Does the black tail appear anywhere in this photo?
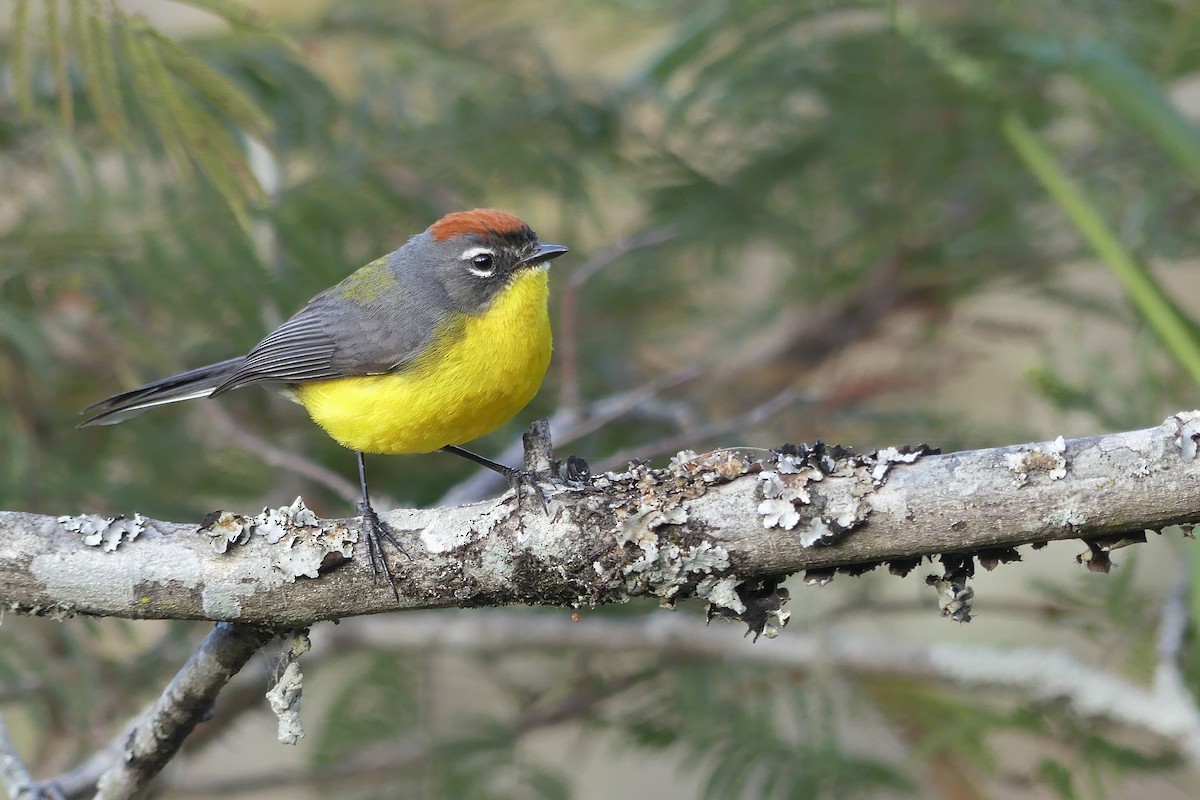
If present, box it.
[79,357,246,427]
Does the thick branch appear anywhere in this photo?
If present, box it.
[3,413,1199,629]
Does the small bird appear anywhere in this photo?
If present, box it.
[81,209,568,587]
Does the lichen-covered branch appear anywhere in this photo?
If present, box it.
[3,413,1200,633]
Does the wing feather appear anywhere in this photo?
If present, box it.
[212,272,441,394]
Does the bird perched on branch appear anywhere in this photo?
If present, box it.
[81,209,569,589]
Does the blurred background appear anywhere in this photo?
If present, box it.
[3,1,1200,798]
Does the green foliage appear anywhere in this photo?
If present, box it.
[426,721,573,800]
[1038,757,1079,800]
[313,653,421,772]
[618,663,913,799]
[5,0,282,229]
[899,7,1200,392]
[1003,109,1200,389]
[873,678,1181,798]
[1012,37,1200,184]
[1031,553,1161,680]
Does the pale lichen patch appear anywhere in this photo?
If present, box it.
[760,603,790,639]
[758,496,801,530]
[619,502,732,609]
[668,448,753,483]
[199,497,356,582]
[203,511,250,553]
[800,517,835,547]
[756,443,924,547]
[1175,412,1200,461]
[1005,435,1068,487]
[267,631,310,745]
[929,575,974,622]
[697,575,745,614]
[58,513,148,552]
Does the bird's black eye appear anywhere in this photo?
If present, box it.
[463,248,496,277]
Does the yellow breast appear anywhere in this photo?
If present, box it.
[293,270,551,454]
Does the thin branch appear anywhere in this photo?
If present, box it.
[54,640,308,796]
[557,227,679,415]
[595,380,807,471]
[556,367,703,446]
[0,712,39,800]
[47,738,127,800]
[200,404,369,507]
[163,665,651,796]
[335,610,1200,769]
[46,623,278,800]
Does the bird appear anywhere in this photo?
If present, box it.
[81,209,569,590]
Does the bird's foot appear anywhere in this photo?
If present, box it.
[358,501,408,600]
[507,454,592,518]
[507,468,551,516]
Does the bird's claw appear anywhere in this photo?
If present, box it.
[358,501,407,600]
[507,468,551,516]
[507,454,592,517]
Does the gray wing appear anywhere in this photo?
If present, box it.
[212,283,446,395]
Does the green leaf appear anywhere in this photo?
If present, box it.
[1002,110,1200,389]
[11,0,34,118]
[894,7,996,95]
[116,12,194,179]
[147,29,275,138]
[45,0,73,126]
[179,0,294,48]
[119,15,261,231]
[1010,37,1200,184]
[634,5,723,86]
[73,0,127,140]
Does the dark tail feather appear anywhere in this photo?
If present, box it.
[79,357,246,427]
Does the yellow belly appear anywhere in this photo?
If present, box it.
[293,270,551,454]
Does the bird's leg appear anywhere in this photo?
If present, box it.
[356,451,406,599]
[440,444,549,513]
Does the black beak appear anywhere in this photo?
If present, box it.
[519,243,569,267]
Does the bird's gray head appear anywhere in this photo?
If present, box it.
[398,209,568,314]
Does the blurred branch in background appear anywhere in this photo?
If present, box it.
[4,0,1200,798]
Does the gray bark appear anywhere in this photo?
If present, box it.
[3,413,1199,634]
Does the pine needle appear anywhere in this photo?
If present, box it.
[45,0,73,127]
[11,0,34,118]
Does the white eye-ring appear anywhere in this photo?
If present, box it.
[461,246,496,277]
